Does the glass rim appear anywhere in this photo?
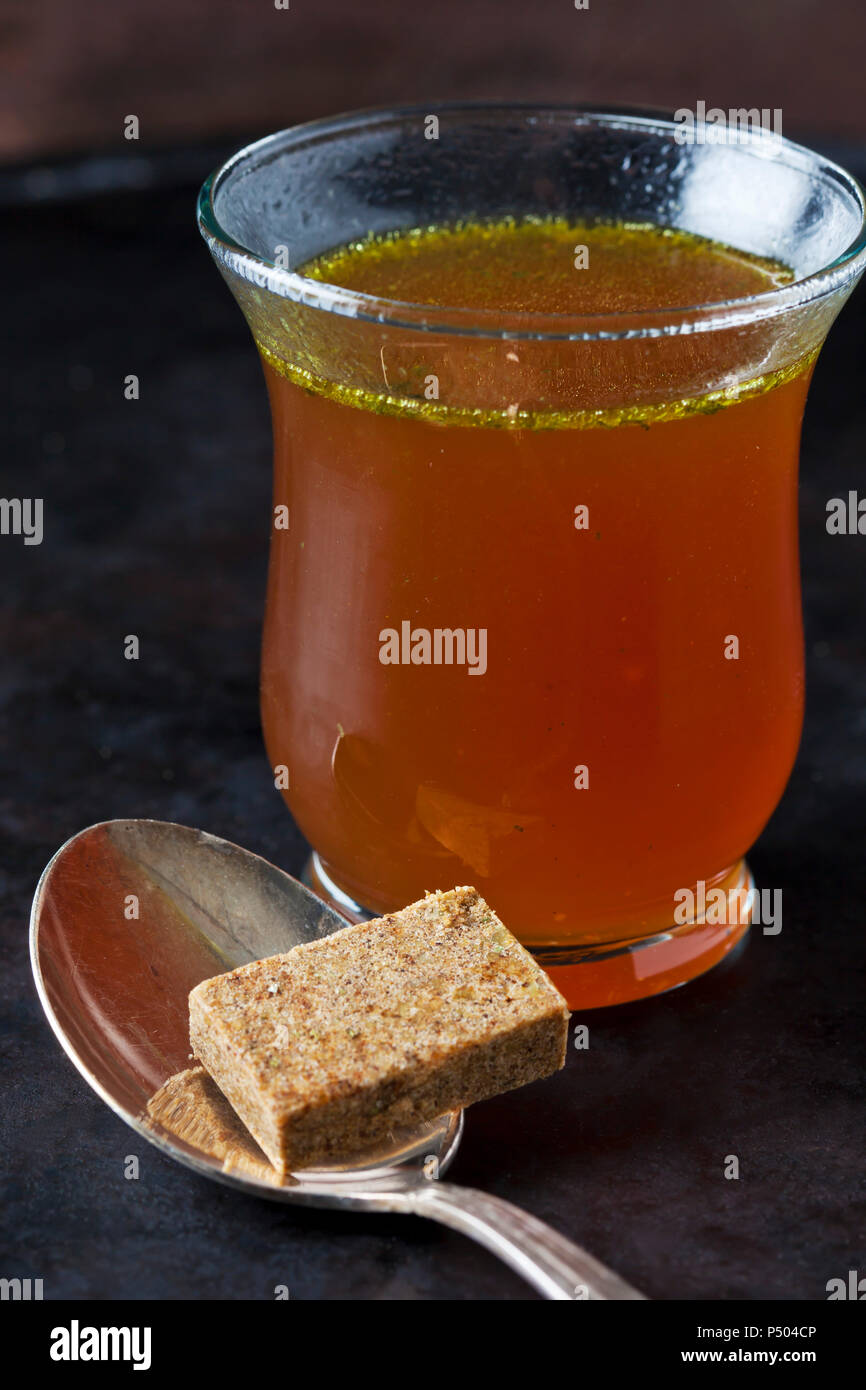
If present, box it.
[197,101,866,343]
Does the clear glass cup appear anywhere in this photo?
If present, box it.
[198,104,866,1007]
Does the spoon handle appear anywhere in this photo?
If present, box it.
[409,1182,646,1300]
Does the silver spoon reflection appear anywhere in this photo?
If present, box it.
[30,818,645,1301]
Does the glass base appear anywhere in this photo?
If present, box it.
[302,852,753,1010]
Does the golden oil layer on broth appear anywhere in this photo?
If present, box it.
[257,218,802,430]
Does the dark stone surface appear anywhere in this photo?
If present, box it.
[1,145,864,1301]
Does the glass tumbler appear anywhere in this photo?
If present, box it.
[198,105,866,1007]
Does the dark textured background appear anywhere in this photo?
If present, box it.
[1,139,864,1300]
[4,0,866,163]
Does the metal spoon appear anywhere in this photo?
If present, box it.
[30,818,645,1301]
